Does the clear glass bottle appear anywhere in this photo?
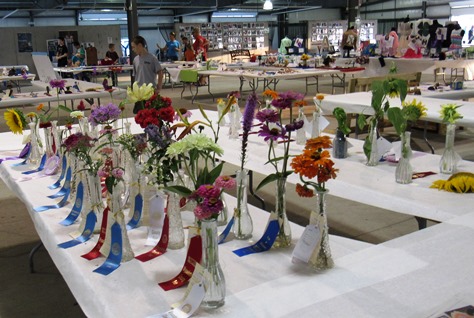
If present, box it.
[273,176,291,248]
[366,119,379,166]
[395,131,413,184]
[296,106,307,145]
[439,124,461,174]
[332,128,347,159]
[232,169,253,240]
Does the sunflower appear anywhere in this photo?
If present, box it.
[430,172,474,193]
[4,109,26,134]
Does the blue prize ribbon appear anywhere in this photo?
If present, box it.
[48,155,67,189]
[57,211,97,249]
[218,216,234,244]
[232,219,279,257]
[22,153,47,175]
[48,167,72,198]
[59,181,84,226]
[93,222,123,276]
[126,193,143,230]
[33,187,70,212]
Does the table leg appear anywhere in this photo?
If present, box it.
[29,241,44,273]
[415,216,427,230]
[423,121,435,154]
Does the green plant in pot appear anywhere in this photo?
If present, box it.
[332,107,351,158]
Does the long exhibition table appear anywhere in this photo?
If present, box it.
[0,79,126,109]
[0,130,371,318]
[2,122,474,317]
[321,92,474,128]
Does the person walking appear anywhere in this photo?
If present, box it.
[160,32,180,61]
[131,35,163,114]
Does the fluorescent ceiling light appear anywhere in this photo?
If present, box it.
[263,0,273,10]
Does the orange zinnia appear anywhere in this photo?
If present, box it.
[36,103,44,111]
[315,93,325,101]
[296,183,314,198]
[305,136,332,151]
[291,153,318,179]
[294,100,308,107]
[262,89,278,100]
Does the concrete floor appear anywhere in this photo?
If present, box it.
[0,69,473,317]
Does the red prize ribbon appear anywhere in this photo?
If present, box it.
[81,207,109,260]
[158,235,202,291]
[135,214,170,262]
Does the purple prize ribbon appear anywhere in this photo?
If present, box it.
[93,222,123,276]
[9,143,31,166]
[48,155,67,189]
[218,216,234,244]
[57,211,97,249]
[233,218,279,257]
[22,154,47,175]
[60,181,84,226]
[126,193,143,230]
[43,156,60,175]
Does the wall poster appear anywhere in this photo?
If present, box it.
[17,33,33,52]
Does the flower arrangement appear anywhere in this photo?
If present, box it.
[4,108,27,134]
[98,147,125,194]
[192,177,236,220]
[88,103,122,128]
[291,136,338,195]
[117,133,147,162]
[134,93,175,129]
[62,132,102,175]
[440,103,463,124]
[126,82,154,104]
[431,172,474,193]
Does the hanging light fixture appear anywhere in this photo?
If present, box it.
[263,0,273,10]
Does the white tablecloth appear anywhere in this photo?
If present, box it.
[365,57,436,77]
[322,92,474,127]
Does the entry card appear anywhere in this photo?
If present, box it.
[376,136,392,159]
[291,224,322,264]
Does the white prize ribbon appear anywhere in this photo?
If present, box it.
[146,191,166,246]
[291,224,322,264]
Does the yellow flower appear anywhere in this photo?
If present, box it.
[439,103,463,124]
[26,112,37,119]
[4,109,25,134]
[126,82,154,103]
[217,98,224,105]
[430,172,474,193]
[315,93,325,101]
[401,98,427,121]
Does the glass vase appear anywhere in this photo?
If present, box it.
[43,127,55,159]
[228,103,240,139]
[51,120,60,156]
[273,176,291,248]
[310,111,321,139]
[366,119,379,166]
[166,191,185,250]
[217,194,228,226]
[217,102,227,127]
[439,124,461,174]
[332,128,347,159]
[200,218,226,309]
[296,106,307,145]
[78,117,89,134]
[232,169,253,240]
[308,190,334,270]
[27,122,43,166]
[395,131,413,184]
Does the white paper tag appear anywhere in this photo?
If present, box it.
[391,140,402,161]
[303,115,329,136]
[291,224,321,264]
[146,192,166,246]
[376,136,392,159]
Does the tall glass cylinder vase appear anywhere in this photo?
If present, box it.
[395,131,413,184]
[366,119,379,166]
[332,128,348,159]
[308,190,334,270]
[296,106,307,145]
[217,194,228,226]
[228,104,240,139]
[43,127,55,159]
[310,111,321,138]
[232,169,253,240]
[51,120,60,156]
[273,176,291,248]
[111,183,134,262]
[201,218,226,309]
[27,122,43,166]
[217,101,227,127]
[166,191,185,250]
[78,117,89,134]
[439,124,461,174]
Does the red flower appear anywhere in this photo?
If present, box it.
[157,106,175,123]
[135,108,160,128]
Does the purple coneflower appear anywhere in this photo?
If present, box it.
[285,119,304,132]
[255,108,279,123]
[258,123,286,142]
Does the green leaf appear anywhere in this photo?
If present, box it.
[58,105,72,113]
[333,107,351,135]
[387,107,404,136]
[208,162,224,184]
[196,166,209,187]
[363,136,371,160]
[357,113,367,130]
[265,156,286,165]
[165,185,193,197]
[397,79,408,102]
[105,176,114,194]
[198,104,210,122]
[371,80,385,112]
[383,100,390,113]
[256,173,279,192]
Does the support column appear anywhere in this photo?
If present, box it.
[347,0,359,27]
[126,0,139,84]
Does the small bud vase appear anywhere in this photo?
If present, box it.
[308,190,334,270]
[439,124,461,174]
[366,119,379,166]
[273,176,291,248]
[395,131,413,184]
[332,128,348,159]
[232,169,253,240]
[201,218,226,309]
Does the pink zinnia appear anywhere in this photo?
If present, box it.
[112,168,124,179]
[215,175,236,190]
[195,184,221,199]
[194,205,213,220]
